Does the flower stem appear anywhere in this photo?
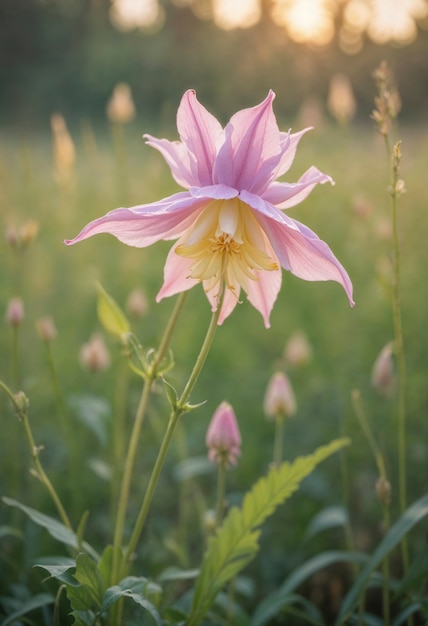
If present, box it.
[121,299,222,572]
[110,292,188,589]
[215,461,227,527]
[273,416,285,466]
[0,381,72,531]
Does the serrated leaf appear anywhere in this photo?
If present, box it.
[74,553,105,607]
[334,492,428,625]
[0,593,54,626]
[97,282,130,341]
[1,497,99,560]
[188,438,350,626]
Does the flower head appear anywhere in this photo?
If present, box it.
[206,401,241,466]
[5,297,24,327]
[264,371,297,419]
[66,90,354,326]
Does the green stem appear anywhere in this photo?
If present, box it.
[0,381,72,530]
[110,292,188,586]
[383,136,409,576]
[121,299,222,572]
[273,415,285,466]
[215,461,227,528]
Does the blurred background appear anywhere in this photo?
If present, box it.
[1,0,428,130]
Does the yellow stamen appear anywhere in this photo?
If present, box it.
[176,198,278,299]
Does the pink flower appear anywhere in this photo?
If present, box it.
[264,371,297,419]
[66,90,354,327]
[206,402,241,466]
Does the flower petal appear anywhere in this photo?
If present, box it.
[246,266,282,328]
[156,242,199,301]
[177,89,224,186]
[257,212,355,306]
[144,135,195,189]
[262,166,334,210]
[275,127,313,178]
[65,192,207,248]
[213,90,281,194]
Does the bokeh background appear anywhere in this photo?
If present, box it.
[1,1,428,620]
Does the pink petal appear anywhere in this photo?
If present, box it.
[156,242,199,301]
[262,166,334,210]
[176,90,224,186]
[213,90,282,194]
[144,135,195,189]
[207,286,241,325]
[275,127,312,178]
[246,266,282,328]
[65,193,207,248]
[257,213,355,306]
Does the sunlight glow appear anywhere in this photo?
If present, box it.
[109,0,164,31]
[271,0,336,46]
[213,0,261,29]
[367,0,427,44]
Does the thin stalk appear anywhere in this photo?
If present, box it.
[352,390,390,626]
[122,298,222,571]
[273,416,285,466]
[110,292,187,601]
[0,381,72,531]
[215,461,227,527]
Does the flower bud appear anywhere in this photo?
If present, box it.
[376,477,392,507]
[264,372,296,420]
[283,331,312,366]
[126,287,148,318]
[79,333,111,373]
[371,342,396,397]
[36,316,57,342]
[19,220,39,248]
[206,402,241,467]
[106,83,136,124]
[5,297,24,327]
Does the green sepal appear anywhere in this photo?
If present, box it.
[96,282,130,343]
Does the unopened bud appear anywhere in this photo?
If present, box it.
[13,391,30,417]
[264,372,297,419]
[19,220,39,248]
[36,317,57,342]
[371,342,396,397]
[283,331,312,366]
[106,83,136,124]
[126,287,148,317]
[79,333,111,373]
[5,225,19,248]
[376,477,391,507]
[5,297,24,327]
[206,402,241,467]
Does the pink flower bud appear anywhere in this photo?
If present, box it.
[264,371,296,419]
[283,331,312,366]
[206,402,241,467]
[5,297,24,327]
[126,287,148,317]
[371,342,396,397]
[36,316,57,342]
[79,333,111,373]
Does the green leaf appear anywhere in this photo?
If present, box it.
[2,497,99,560]
[100,576,162,625]
[189,438,350,626]
[34,559,78,586]
[67,583,94,611]
[0,525,23,540]
[0,593,54,626]
[304,505,349,542]
[162,377,178,409]
[97,282,130,341]
[334,492,428,625]
[252,551,367,626]
[69,609,96,626]
[98,545,114,587]
[74,553,105,608]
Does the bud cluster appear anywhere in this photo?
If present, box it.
[371,61,401,137]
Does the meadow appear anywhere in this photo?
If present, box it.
[1,97,428,624]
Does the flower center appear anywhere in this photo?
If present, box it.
[175,198,278,298]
